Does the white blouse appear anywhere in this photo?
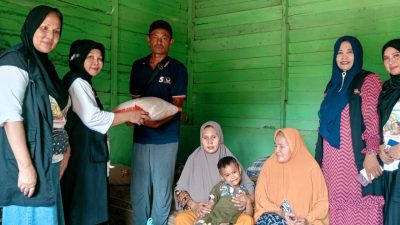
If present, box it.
[68,77,114,134]
[0,65,29,126]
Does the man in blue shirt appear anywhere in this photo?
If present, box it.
[129,20,188,225]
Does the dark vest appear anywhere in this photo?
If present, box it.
[0,45,55,206]
[316,70,383,196]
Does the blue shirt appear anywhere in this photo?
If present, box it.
[129,55,188,144]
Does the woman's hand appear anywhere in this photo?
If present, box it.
[18,164,37,198]
[379,144,394,164]
[284,212,297,225]
[113,110,150,127]
[59,145,71,179]
[294,217,308,225]
[363,153,382,182]
[387,144,400,160]
[130,110,150,125]
[189,200,211,218]
[284,213,307,225]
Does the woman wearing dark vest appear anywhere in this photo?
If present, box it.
[0,5,69,225]
[316,36,384,224]
[378,39,400,225]
[61,39,149,225]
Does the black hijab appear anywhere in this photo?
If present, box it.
[378,39,400,134]
[64,39,105,109]
[21,5,69,109]
[67,39,105,85]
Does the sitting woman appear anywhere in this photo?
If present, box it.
[254,128,329,225]
[174,121,255,225]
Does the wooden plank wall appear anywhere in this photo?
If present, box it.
[110,0,188,165]
[0,0,188,166]
[180,0,285,167]
[2,0,400,167]
[183,0,400,167]
[287,0,400,151]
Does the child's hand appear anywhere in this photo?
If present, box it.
[232,193,249,211]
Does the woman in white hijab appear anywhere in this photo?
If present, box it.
[174,121,255,225]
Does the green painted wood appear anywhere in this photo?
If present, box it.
[194,92,281,104]
[195,68,281,83]
[193,80,281,93]
[286,0,400,156]
[112,0,189,164]
[195,6,282,28]
[194,31,281,52]
[194,56,281,72]
[3,0,400,168]
[288,91,323,105]
[0,0,188,166]
[177,0,284,167]
[194,45,281,63]
[222,126,277,167]
[195,0,281,18]
[110,0,119,110]
[280,0,289,127]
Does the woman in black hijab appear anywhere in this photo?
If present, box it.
[61,39,149,225]
[0,5,69,225]
[378,39,400,225]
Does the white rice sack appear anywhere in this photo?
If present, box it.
[114,97,180,121]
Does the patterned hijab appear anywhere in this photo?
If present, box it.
[21,5,68,109]
[175,121,254,205]
[319,36,364,148]
[378,39,400,134]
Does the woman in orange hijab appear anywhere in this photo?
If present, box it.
[254,128,329,225]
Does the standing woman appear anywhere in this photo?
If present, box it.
[378,39,400,225]
[61,39,149,225]
[0,5,69,225]
[316,36,384,224]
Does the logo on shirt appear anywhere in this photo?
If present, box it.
[158,76,171,85]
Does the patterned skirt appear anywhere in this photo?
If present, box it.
[256,213,286,225]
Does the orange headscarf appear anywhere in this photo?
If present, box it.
[254,128,329,225]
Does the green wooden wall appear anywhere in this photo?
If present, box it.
[180,0,285,167]
[0,0,189,166]
[1,0,400,168]
[107,0,189,165]
[181,0,400,168]
[286,0,400,153]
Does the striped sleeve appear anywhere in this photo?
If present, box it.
[361,74,382,154]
